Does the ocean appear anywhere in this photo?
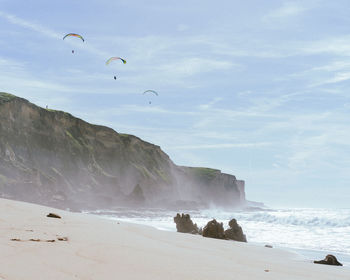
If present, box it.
[86,207,350,266]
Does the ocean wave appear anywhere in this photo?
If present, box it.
[200,209,350,228]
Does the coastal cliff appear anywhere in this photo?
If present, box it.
[0,92,246,210]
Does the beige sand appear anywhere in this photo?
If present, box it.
[0,198,349,280]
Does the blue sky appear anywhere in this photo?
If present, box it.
[1,0,349,208]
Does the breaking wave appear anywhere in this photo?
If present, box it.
[90,207,350,258]
[202,209,350,228]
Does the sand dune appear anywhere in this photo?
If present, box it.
[0,198,349,280]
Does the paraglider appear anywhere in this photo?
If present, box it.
[63,33,85,42]
[106,57,126,79]
[63,33,84,54]
[105,57,126,65]
[143,90,158,104]
[143,90,158,96]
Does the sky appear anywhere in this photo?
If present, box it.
[0,0,349,208]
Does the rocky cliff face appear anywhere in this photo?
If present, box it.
[0,92,246,210]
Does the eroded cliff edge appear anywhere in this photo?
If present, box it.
[0,92,246,210]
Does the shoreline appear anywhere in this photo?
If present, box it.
[104,215,350,267]
[1,198,349,279]
[243,241,350,267]
[287,247,350,267]
[93,210,350,267]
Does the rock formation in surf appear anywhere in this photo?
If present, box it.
[202,219,225,239]
[224,218,247,242]
[173,213,199,234]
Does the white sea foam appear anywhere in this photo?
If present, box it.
[89,207,350,264]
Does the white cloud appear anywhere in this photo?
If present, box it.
[310,61,350,72]
[167,142,271,150]
[0,10,60,39]
[309,72,350,87]
[157,57,234,77]
[324,72,350,84]
[198,97,223,110]
[0,56,74,94]
[263,2,308,22]
[0,57,26,71]
[237,90,252,96]
[109,104,196,115]
[298,36,350,56]
[0,10,108,57]
[177,24,189,32]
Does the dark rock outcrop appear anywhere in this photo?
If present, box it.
[0,92,247,210]
[202,219,225,239]
[126,184,146,205]
[46,213,61,219]
[314,255,343,266]
[173,213,199,234]
[224,218,247,242]
[174,214,247,242]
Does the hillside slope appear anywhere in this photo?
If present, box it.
[0,92,246,210]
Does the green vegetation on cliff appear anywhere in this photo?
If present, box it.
[0,92,245,210]
[0,92,17,104]
[188,167,220,181]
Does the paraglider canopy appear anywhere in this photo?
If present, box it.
[143,90,158,105]
[106,57,127,65]
[143,90,158,96]
[63,33,84,54]
[63,33,85,42]
[106,57,126,79]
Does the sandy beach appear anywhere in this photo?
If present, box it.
[0,198,349,280]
